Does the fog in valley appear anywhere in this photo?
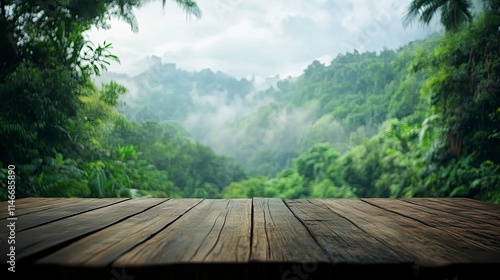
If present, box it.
[90,0,441,175]
[3,0,498,201]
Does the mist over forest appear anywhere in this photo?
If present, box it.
[1,0,499,202]
[96,58,305,174]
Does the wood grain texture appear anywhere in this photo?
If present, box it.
[364,198,500,259]
[0,197,75,219]
[0,198,165,263]
[404,197,500,222]
[113,199,252,266]
[1,196,499,280]
[430,197,500,210]
[316,199,478,267]
[14,198,129,231]
[37,199,202,266]
[285,199,411,264]
[250,198,330,263]
[2,197,63,207]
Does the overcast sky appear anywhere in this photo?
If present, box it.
[86,0,442,80]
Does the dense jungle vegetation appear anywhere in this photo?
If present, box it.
[1,0,499,203]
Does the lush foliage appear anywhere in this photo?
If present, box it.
[0,0,242,200]
[222,1,500,202]
[1,0,499,203]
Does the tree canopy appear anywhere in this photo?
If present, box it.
[1,0,498,203]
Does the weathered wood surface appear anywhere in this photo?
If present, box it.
[250,198,330,263]
[37,199,202,266]
[1,197,499,280]
[285,199,412,264]
[113,199,252,265]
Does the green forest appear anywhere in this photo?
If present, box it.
[1,0,499,203]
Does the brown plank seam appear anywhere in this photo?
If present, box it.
[18,198,131,232]
[318,200,413,263]
[16,199,168,264]
[263,200,272,260]
[370,199,500,255]
[110,199,205,264]
[402,199,500,227]
[249,197,254,261]
[198,207,229,261]
[283,199,335,262]
[361,199,435,228]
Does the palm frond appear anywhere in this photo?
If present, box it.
[403,0,436,28]
[440,0,473,30]
[140,0,202,18]
[403,0,472,31]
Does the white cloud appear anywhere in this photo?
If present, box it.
[85,0,441,79]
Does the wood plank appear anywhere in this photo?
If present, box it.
[0,198,75,219]
[14,198,129,231]
[408,197,500,220]
[285,199,412,264]
[2,196,499,280]
[0,198,166,263]
[37,199,201,267]
[1,197,62,207]
[402,198,500,227]
[316,199,482,267]
[112,199,252,265]
[363,198,500,256]
[250,198,330,263]
[438,197,500,210]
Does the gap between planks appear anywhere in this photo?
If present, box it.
[3,197,500,270]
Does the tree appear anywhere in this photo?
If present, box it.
[403,0,473,31]
[99,81,128,107]
[409,1,500,202]
[416,8,500,161]
[294,143,354,198]
[0,0,202,198]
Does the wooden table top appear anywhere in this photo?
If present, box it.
[1,197,499,279]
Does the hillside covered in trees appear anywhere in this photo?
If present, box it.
[1,0,499,203]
